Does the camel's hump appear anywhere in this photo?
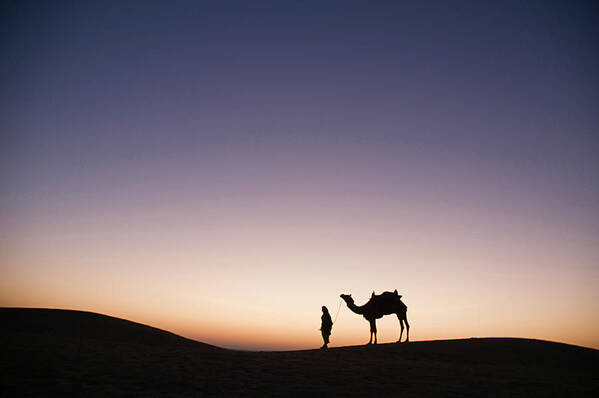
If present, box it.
[377,291,403,300]
[369,291,406,307]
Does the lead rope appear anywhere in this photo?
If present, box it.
[332,297,343,325]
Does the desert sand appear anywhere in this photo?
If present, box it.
[1,308,597,397]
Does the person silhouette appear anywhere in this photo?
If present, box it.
[320,306,333,349]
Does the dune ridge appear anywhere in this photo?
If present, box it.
[2,308,597,396]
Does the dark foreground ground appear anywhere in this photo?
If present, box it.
[1,308,598,397]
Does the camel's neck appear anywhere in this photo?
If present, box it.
[345,300,366,315]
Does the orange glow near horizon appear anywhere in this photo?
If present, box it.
[2,192,598,351]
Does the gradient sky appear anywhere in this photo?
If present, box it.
[1,1,598,350]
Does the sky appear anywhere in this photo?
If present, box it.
[1,0,598,350]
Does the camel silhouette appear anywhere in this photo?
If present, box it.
[340,290,409,345]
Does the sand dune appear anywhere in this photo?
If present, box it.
[2,308,597,396]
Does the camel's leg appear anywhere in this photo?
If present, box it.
[404,313,410,343]
[397,314,404,343]
[372,319,378,344]
[368,319,377,345]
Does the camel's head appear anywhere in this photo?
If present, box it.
[340,294,354,305]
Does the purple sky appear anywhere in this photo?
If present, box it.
[1,1,598,349]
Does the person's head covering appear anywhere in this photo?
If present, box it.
[322,306,328,313]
